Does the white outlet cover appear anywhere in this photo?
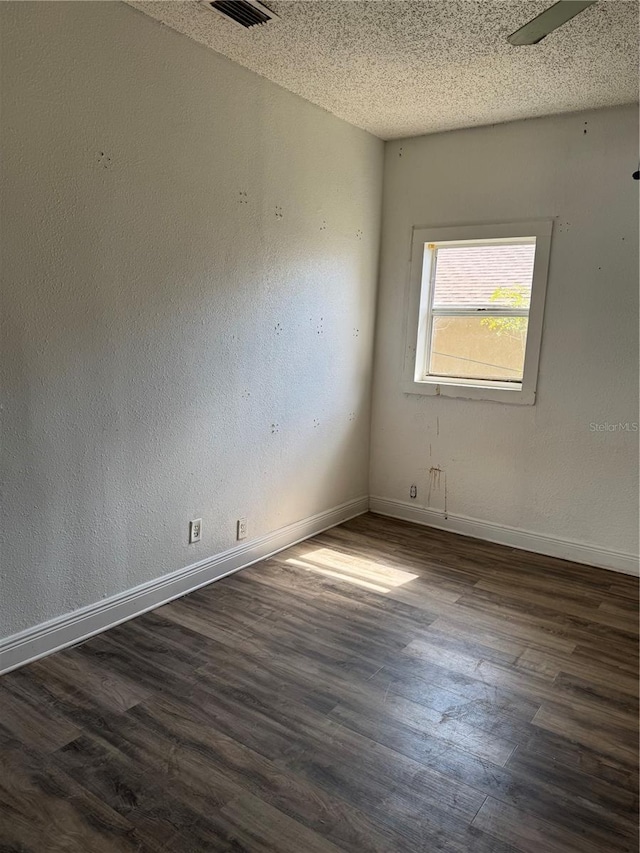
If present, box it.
[237,518,248,540]
[189,518,202,544]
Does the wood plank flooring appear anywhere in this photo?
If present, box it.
[1,513,638,852]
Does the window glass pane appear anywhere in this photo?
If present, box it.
[432,243,535,309]
[428,315,528,381]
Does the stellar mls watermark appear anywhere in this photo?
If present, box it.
[589,421,638,432]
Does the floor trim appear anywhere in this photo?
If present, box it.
[369,496,639,577]
[0,496,368,675]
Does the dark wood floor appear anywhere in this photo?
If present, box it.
[1,513,638,852]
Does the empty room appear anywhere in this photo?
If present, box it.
[1,1,638,851]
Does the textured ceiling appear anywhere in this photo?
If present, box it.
[127,1,639,139]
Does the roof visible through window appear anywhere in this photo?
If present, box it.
[432,243,536,308]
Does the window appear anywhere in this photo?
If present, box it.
[403,221,552,404]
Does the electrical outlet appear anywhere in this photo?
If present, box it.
[237,518,248,540]
[410,484,417,499]
[189,518,202,544]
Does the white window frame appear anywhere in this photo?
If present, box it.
[402,220,553,405]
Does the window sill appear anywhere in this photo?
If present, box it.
[402,377,535,405]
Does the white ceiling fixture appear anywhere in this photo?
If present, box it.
[127,1,639,140]
[508,0,597,46]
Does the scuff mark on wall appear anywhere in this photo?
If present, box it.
[427,465,448,518]
[444,470,448,519]
[427,465,442,506]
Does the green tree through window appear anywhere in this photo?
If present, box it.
[480,285,529,338]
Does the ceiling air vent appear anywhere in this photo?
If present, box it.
[202,0,278,28]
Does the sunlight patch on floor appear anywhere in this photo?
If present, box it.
[285,547,419,593]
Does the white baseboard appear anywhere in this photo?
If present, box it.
[369,497,639,577]
[0,496,368,675]
[3,493,636,675]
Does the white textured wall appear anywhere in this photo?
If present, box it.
[371,105,639,560]
[0,2,383,637]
